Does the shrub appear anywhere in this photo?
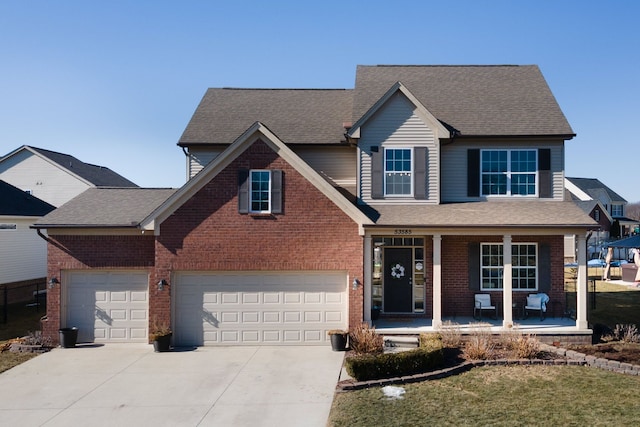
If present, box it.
[345,341,444,381]
[511,334,540,359]
[609,324,640,343]
[435,321,462,348]
[464,324,494,360]
[349,323,384,355]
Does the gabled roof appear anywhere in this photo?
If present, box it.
[348,81,450,139]
[33,188,175,228]
[0,180,55,217]
[572,200,612,223]
[178,89,353,146]
[148,122,372,234]
[352,65,575,137]
[1,146,138,187]
[565,177,627,204]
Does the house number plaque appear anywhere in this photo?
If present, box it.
[394,229,412,235]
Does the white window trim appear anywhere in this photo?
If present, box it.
[383,147,414,197]
[249,169,271,214]
[480,149,538,197]
[480,242,538,291]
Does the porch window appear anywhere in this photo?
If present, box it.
[481,149,537,196]
[384,148,412,196]
[481,243,537,290]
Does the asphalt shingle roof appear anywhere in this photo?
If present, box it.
[178,89,353,145]
[0,180,55,216]
[353,65,574,137]
[566,177,627,203]
[365,201,596,228]
[29,146,138,187]
[35,188,176,227]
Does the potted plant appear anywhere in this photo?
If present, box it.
[150,320,172,352]
[327,329,348,351]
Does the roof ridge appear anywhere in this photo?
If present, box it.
[218,87,350,91]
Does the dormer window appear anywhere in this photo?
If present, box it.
[384,148,413,196]
[481,149,537,196]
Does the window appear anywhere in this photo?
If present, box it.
[481,150,537,196]
[611,204,623,217]
[481,243,537,290]
[384,148,412,196]
[238,169,282,214]
[250,170,271,213]
[0,224,17,230]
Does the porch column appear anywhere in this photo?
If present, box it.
[363,235,372,323]
[576,234,588,329]
[432,235,442,328]
[502,235,513,328]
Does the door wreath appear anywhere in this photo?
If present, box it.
[391,263,405,279]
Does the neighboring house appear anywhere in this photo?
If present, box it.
[0,180,55,288]
[0,145,138,207]
[565,177,640,260]
[34,65,597,346]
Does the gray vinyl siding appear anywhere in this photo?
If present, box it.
[294,146,356,188]
[0,217,47,284]
[188,147,223,178]
[441,141,565,202]
[358,93,439,204]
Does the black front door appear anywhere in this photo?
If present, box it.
[384,247,413,313]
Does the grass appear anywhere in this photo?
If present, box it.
[329,365,640,426]
[0,302,45,373]
[330,269,640,425]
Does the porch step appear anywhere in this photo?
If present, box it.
[383,335,419,349]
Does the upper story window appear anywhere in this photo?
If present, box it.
[384,148,413,196]
[238,169,282,214]
[481,149,537,196]
[0,224,17,230]
[611,204,623,217]
[250,170,271,213]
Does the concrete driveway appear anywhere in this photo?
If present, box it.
[0,344,344,427]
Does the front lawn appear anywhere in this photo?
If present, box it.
[329,365,640,426]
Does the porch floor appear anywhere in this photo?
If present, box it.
[373,315,585,336]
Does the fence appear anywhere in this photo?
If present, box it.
[0,279,46,324]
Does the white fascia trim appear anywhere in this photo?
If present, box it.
[564,178,592,201]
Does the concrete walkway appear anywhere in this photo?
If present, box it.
[0,344,344,427]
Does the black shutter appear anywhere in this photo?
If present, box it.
[371,148,384,199]
[271,170,282,214]
[538,243,551,292]
[538,148,552,198]
[414,147,427,199]
[467,149,480,197]
[468,242,480,290]
[238,169,249,214]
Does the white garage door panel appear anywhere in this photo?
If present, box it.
[174,271,347,346]
[67,271,149,343]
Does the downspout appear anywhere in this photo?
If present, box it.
[182,146,191,181]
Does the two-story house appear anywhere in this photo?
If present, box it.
[34,65,596,346]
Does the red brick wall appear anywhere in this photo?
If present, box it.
[43,235,155,342]
[154,139,364,328]
[441,235,564,318]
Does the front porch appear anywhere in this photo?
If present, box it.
[372,316,592,346]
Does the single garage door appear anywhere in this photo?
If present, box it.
[66,271,149,343]
[173,271,348,346]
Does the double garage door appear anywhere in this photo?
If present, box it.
[65,270,347,346]
[173,271,348,346]
[66,271,149,343]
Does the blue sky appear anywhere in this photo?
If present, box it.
[1,1,638,201]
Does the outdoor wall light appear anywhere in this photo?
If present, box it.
[352,278,360,290]
[157,279,168,291]
[48,277,60,289]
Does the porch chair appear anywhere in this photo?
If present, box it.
[524,293,548,321]
[473,294,497,320]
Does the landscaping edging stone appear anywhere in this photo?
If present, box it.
[336,343,640,391]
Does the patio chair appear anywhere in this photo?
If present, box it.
[524,294,547,321]
[474,294,497,320]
